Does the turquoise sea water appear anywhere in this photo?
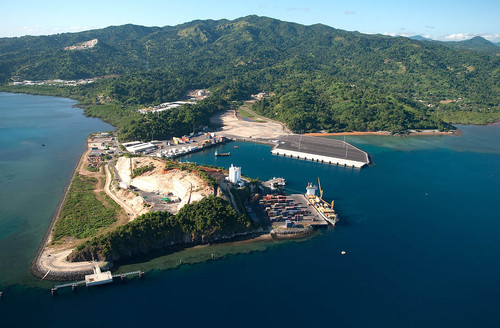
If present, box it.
[0,93,113,286]
[1,93,500,327]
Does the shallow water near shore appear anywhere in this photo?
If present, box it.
[1,93,500,327]
[0,92,113,286]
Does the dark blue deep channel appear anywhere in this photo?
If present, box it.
[1,92,499,327]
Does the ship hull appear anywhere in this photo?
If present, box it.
[305,196,339,226]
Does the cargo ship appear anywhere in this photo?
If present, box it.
[305,179,339,226]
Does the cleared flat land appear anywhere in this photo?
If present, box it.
[211,109,289,139]
[275,135,369,164]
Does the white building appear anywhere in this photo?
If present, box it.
[126,142,156,154]
[228,164,241,184]
[85,265,113,287]
[306,183,318,196]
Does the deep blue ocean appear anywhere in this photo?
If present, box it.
[1,92,499,327]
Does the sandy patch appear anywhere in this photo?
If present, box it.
[211,109,289,139]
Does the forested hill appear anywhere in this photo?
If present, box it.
[0,15,498,134]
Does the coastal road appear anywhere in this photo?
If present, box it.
[104,164,137,218]
[39,249,97,274]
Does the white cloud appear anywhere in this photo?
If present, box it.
[381,32,412,37]
[437,33,500,43]
[368,31,500,43]
[441,33,474,41]
[345,11,356,15]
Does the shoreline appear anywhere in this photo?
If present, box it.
[28,93,462,282]
[304,129,462,137]
[29,137,314,282]
[30,142,88,281]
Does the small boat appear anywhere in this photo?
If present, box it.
[215,150,230,157]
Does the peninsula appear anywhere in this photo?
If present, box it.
[33,111,364,281]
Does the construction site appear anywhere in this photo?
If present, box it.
[112,157,219,214]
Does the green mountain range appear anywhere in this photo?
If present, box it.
[1,15,498,136]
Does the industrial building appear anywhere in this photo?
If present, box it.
[123,142,156,154]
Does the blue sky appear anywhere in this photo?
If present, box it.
[1,0,499,42]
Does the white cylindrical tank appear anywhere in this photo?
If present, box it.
[229,164,241,184]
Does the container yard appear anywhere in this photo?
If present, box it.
[259,194,329,228]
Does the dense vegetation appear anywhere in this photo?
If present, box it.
[53,174,119,242]
[82,95,227,141]
[251,78,452,132]
[0,16,498,134]
[68,196,253,262]
[131,163,155,178]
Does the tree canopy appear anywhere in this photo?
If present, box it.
[1,15,498,134]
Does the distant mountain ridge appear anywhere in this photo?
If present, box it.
[409,35,500,54]
[408,35,433,41]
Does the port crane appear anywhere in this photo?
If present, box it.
[317,177,334,208]
[318,177,324,199]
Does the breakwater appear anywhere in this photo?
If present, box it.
[230,135,369,168]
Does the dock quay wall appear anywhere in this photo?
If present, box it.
[271,226,315,239]
[271,148,366,168]
[168,138,231,159]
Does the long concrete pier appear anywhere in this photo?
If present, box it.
[271,135,369,168]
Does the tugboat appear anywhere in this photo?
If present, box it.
[215,150,230,157]
[274,177,286,186]
[268,177,287,190]
[305,178,339,226]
